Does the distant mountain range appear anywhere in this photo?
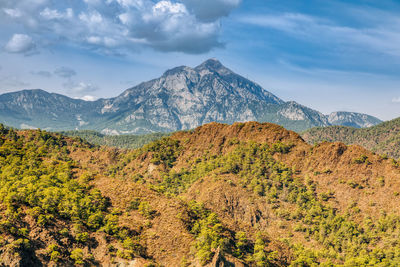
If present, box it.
[0,58,382,134]
[302,117,400,159]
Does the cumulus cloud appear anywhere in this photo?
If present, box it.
[124,0,223,53]
[31,70,52,78]
[4,34,36,54]
[0,0,239,54]
[54,67,76,78]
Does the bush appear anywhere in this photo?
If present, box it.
[138,201,156,219]
[353,155,369,164]
[75,232,89,243]
[70,248,84,265]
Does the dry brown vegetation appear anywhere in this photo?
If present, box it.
[2,121,400,266]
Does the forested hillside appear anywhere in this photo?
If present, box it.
[59,130,168,149]
[2,122,400,266]
[302,117,400,159]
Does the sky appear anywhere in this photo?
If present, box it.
[0,0,399,120]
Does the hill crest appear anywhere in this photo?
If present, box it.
[2,121,400,265]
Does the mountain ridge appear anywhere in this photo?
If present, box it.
[2,121,400,265]
[0,59,382,134]
[302,117,400,159]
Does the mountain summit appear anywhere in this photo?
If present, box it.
[100,58,285,133]
[0,59,382,134]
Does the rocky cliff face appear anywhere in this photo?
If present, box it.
[0,59,382,133]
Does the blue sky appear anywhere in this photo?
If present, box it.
[0,0,399,120]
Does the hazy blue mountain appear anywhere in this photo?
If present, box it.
[0,89,102,131]
[327,111,382,128]
[0,59,382,134]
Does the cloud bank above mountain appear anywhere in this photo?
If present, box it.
[1,0,241,54]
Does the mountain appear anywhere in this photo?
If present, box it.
[270,101,330,131]
[0,59,382,133]
[302,117,400,159]
[327,111,382,128]
[98,58,285,133]
[0,89,102,131]
[3,121,400,265]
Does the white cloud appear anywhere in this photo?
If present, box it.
[40,7,73,20]
[54,67,76,78]
[73,82,98,93]
[152,1,187,15]
[86,36,102,44]
[64,80,99,94]
[4,34,36,54]
[392,97,400,103]
[115,0,145,9]
[0,0,238,54]
[127,0,222,53]
[79,10,103,25]
[3,8,22,18]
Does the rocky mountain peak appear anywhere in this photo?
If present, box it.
[162,65,193,77]
[0,59,383,134]
[161,58,229,78]
[194,58,232,76]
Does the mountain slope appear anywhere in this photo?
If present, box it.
[0,59,382,133]
[302,117,400,159]
[97,58,286,133]
[263,101,331,132]
[327,111,382,128]
[0,89,103,130]
[3,121,400,266]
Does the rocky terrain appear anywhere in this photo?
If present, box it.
[327,111,382,128]
[0,59,381,134]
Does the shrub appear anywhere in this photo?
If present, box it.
[75,232,89,243]
[70,248,84,265]
[138,201,156,219]
[353,155,369,164]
